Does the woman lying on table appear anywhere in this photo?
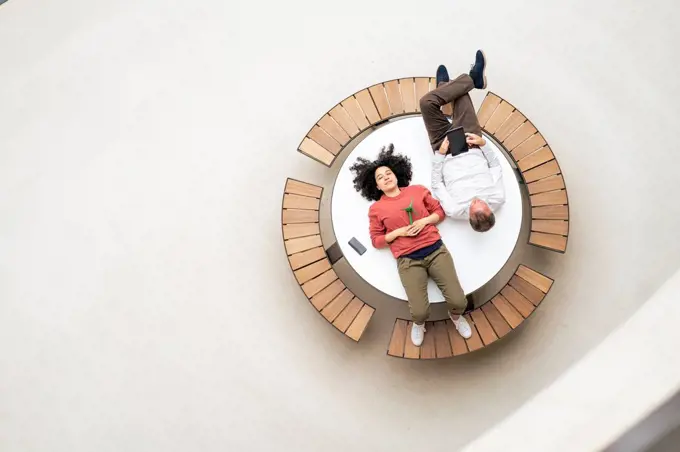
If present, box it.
[350,144,472,347]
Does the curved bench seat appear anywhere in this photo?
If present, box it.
[387,265,553,359]
[297,77,439,166]
[282,178,375,341]
[477,92,569,253]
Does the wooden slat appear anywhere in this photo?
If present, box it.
[477,93,501,127]
[310,278,345,310]
[294,258,331,285]
[399,78,417,113]
[384,80,404,115]
[289,247,326,270]
[299,137,334,166]
[329,104,360,137]
[527,174,565,195]
[429,77,437,91]
[532,219,568,235]
[494,111,527,142]
[531,189,568,207]
[285,235,322,255]
[320,289,354,322]
[354,89,381,125]
[285,179,322,198]
[301,269,338,298]
[464,314,484,352]
[532,205,569,220]
[509,275,545,306]
[283,222,320,240]
[446,320,468,356]
[433,321,453,358]
[484,101,515,134]
[471,310,498,346]
[403,321,421,359]
[345,304,374,341]
[491,295,523,329]
[341,96,370,130]
[282,209,318,224]
[511,134,547,161]
[481,303,512,338]
[517,146,554,172]
[414,77,430,112]
[503,121,537,150]
[307,126,341,156]
[500,285,535,318]
[530,232,567,252]
[283,193,320,210]
[318,114,350,146]
[420,322,437,359]
[387,319,408,358]
[517,265,553,293]
[388,319,408,357]
[333,298,363,332]
[523,160,560,183]
[368,84,391,120]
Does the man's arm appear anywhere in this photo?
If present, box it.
[466,133,506,211]
[477,139,506,212]
[431,138,468,219]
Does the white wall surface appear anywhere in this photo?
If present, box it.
[0,0,679,451]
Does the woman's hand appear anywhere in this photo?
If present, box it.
[407,213,440,236]
[465,133,486,147]
[407,218,431,236]
[386,226,411,243]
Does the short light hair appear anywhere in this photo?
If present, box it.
[470,211,496,232]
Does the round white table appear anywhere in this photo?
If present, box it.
[331,117,523,302]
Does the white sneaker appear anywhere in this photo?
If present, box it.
[449,313,472,339]
[411,322,426,347]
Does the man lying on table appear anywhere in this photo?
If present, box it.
[419,50,506,232]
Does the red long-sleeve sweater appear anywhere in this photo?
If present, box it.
[368,185,446,258]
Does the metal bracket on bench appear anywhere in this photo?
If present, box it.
[326,242,343,265]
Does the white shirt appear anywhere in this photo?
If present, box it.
[431,143,506,219]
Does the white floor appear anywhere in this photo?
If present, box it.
[1,0,679,451]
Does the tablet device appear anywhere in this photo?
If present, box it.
[446,126,468,156]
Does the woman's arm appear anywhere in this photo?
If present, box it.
[370,207,408,248]
[369,209,388,248]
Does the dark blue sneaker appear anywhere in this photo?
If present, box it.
[436,64,449,87]
[469,50,487,89]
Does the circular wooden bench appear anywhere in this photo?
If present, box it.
[387,265,553,359]
[281,178,375,341]
[289,77,567,354]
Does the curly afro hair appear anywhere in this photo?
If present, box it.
[349,143,413,201]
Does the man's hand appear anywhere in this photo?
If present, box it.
[465,133,486,147]
[438,137,449,155]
